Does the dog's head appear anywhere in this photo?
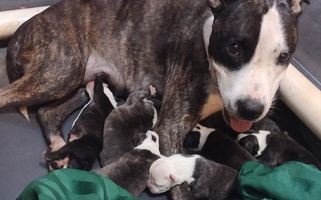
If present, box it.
[44,136,102,171]
[147,157,181,194]
[205,0,309,132]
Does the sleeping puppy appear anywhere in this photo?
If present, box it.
[147,154,237,200]
[95,130,162,197]
[237,126,321,170]
[184,124,256,170]
[44,74,117,170]
[100,85,159,166]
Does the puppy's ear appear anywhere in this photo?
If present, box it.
[169,174,177,182]
[288,0,310,16]
[207,0,222,14]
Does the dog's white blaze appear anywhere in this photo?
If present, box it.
[255,130,270,156]
[207,5,288,120]
[102,83,117,108]
[191,124,215,151]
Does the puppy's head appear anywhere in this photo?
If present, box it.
[44,137,101,171]
[237,130,271,156]
[205,0,309,132]
[147,157,180,194]
[183,124,215,151]
[134,130,161,156]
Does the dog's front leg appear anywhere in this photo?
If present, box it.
[154,71,209,199]
[37,88,89,153]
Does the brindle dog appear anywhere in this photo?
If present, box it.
[0,0,309,198]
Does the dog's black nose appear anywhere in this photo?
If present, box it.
[236,98,264,120]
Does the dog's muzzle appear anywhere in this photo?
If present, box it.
[236,98,264,121]
[223,97,265,133]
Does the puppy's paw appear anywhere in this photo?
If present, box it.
[49,136,66,152]
[149,85,157,96]
[47,157,69,171]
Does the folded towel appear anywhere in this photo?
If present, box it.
[17,168,136,200]
[238,161,321,200]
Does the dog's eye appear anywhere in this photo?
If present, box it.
[227,43,240,55]
[277,53,290,64]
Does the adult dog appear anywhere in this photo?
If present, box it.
[1,0,308,198]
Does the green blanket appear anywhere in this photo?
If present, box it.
[238,161,321,200]
[17,168,136,200]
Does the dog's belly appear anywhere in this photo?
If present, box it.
[83,51,126,90]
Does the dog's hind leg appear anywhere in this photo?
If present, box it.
[37,88,89,153]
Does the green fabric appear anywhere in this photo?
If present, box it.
[238,161,321,200]
[17,168,136,200]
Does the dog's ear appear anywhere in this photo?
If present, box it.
[288,0,310,16]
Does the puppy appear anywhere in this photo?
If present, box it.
[147,154,237,200]
[95,130,162,197]
[100,85,159,166]
[44,74,117,171]
[237,129,321,170]
[184,124,256,171]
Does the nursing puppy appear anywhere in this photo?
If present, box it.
[184,124,256,170]
[1,0,309,198]
[237,129,321,170]
[44,74,117,171]
[95,130,162,197]
[147,154,238,200]
[100,85,158,166]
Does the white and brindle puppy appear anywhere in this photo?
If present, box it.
[95,130,162,197]
[0,0,309,197]
[237,129,321,170]
[43,73,117,171]
[147,154,238,200]
[99,85,159,166]
[184,124,256,170]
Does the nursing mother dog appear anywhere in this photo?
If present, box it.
[1,0,308,198]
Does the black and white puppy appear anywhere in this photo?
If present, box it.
[184,124,256,170]
[44,74,117,171]
[147,154,237,200]
[100,85,159,166]
[95,130,162,197]
[237,130,321,170]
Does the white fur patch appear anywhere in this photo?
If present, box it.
[148,154,199,194]
[152,107,158,128]
[236,130,270,156]
[135,130,161,156]
[102,83,117,108]
[203,15,214,59]
[190,124,215,151]
[255,130,270,156]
